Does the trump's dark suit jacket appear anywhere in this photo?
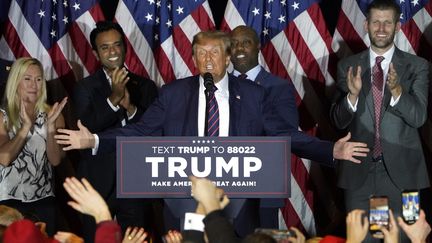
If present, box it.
[73,68,158,198]
[330,47,430,190]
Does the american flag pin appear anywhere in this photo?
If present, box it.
[236,95,241,99]
[5,66,10,71]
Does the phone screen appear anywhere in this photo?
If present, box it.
[402,190,420,224]
[369,196,389,235]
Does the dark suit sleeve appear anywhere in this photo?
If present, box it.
[127,75,158,124]
[265,81,334,165]
[386,57,429,128]
[73,79,123,133]
[202,210,240,243]
[97,85,167,154]
[330,59,356,130]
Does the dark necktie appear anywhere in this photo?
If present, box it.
[238,73,248,79]
[207,85,219,136]
[372,56,384,157]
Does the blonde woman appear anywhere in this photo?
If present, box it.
[0,57,67,235]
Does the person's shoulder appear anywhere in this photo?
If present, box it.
[396,48,428,65]
[127,72,157,87]
[259,69,290,86]
[339,50,367,64]
[230,75,266,97]
[160,75,198,92]
[77,69,104,86]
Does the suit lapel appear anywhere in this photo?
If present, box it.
[228,75,241,136]
[382,48,404,115]
[95,69,112,96]
[182,76,199,136]
[359,51,375,121]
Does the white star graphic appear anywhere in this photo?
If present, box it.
[63,0,68,7]
[400,13,404,19]
[167,3,171,10]
[262,27,269,36]
[281,0,286,6]
[63,16,69,24]
[148,0,155,4]
[166,19,172,27]
[73,2,80,10]
[268,0,274,3]
[38,9,45,18]
[400,0,405,3]
[50,29,56,38]
[156,0,161,8]
[176,6,184,14]
[252,7,260,16]
[264,11,271,19]
[292,1,299,10]
[154,34,159,40]
[52,0,57,5]
[156,17,160,24]
[145,13,153,22]
[411,0,419,6]
[278,14,286,23]
[52,13,56,20]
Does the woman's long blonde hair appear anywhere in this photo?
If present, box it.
[3,57,49,132]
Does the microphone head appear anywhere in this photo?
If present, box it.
[203,72,214,90]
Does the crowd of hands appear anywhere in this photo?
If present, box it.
[1,175,431,243]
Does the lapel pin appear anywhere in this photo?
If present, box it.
[5,66,10,71]
[236,95,241,100]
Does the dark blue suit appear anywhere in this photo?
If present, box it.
[252,68,334,228]
[72,68,158,242]
[98,74,284,236]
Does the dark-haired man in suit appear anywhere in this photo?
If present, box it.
[330,0,429,241]
[72,21,158,242]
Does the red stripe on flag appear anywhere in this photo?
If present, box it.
[68,22,100,75]
[48,44,76,93]
[308,4,333,52]
[155,46,176,83]
[172,26,197,75]
[191,5,215,31]
[124,38,150,79]
[4,20,30,58]
[281,193,307,234]
[89,3,105,21]
[283,23,325,85]
[335,11,367,54]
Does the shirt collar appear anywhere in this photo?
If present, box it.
[199,72,229,96]
[233,65,261,81]
[369,45,395,66]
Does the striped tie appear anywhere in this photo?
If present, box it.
[207,85,219,137]
[372,56,384,157]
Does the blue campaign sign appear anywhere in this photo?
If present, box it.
[117,136,290,198]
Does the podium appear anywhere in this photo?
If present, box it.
[117,136,291,199]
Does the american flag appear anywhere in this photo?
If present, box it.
[0,0,105,92]
[114,0,215,87]
[221,0,336,235]
[332,0,432,60]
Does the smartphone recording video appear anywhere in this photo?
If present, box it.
[369,196,389,236]
[402,190,420,225]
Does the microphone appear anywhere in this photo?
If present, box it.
[203,72,214,91]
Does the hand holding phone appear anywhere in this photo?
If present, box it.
[369,196,389,237]
[402,190,420,225]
